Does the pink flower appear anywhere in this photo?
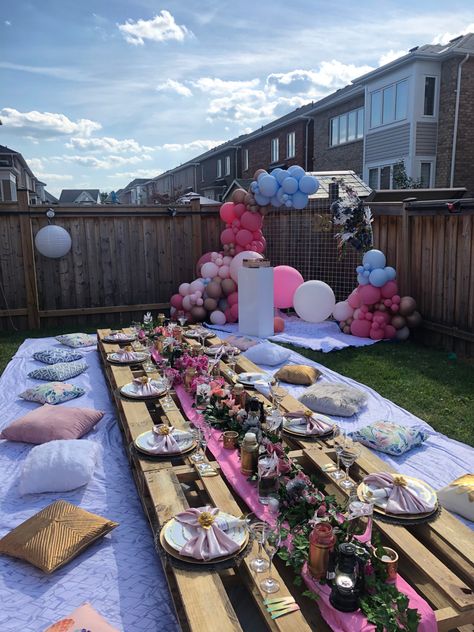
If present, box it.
[278,458,291,475]
[316,504,327,517]
[138,329,146,340]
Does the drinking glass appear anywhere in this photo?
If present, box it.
[161,375,173,409]
[245,515,269,573]
[260,524,282,593]
[270,380,286,413]
[331,427,346,481]
[226,347,236,373]
[178,314,187,328]
[339,440,361,490]
[190,427,204,463]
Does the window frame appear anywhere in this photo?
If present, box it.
[243,148,249,172]
[286,131,296,158]
[420,161,432,187]
[329,107,364,147]
[225,155,231,176]
[423,76,436,117]
[271,137,279,163]
[217,159,222,178]
[370,78,408,129]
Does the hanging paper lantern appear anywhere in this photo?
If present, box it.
[35,225,72,258]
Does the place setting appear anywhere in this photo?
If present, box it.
[102,330,137,343]
[134,423,197,458]
[106,346,148,365]
[119,376,167,400]
[282,410,336,440]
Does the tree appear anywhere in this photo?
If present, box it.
[100,191,109,203]
[392,160,423,189]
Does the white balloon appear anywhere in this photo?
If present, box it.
[294,281,336,323]
[229,250,263,283]
[35,225,71,258]
[210,310,226,325]
[332,300,354,322]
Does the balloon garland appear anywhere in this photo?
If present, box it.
[170,167,320,324]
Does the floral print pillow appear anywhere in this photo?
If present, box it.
[56,333,97,348]
[350,421,428,456]
[28,360,88,382]
[33,349,84,364]
[19,382,85,405]
[44,603,119,632]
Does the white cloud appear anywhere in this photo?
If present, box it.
[36,173,74,182]
[67,136,153,153]
[27,158,46,172]
[156,79,192,97]
[266,61,374,95]
[107,168,162,180]
[192,77,260,95]
[432,23,474,45]
[61,154,151,169]
[5,20,11,26]
[157,139,225,152]
[0,108,101,138]
[118,10,191,46]
[378,50,406,66]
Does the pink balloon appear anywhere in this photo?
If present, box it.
[274,265,304,309]
[353,308,361,320]
[254,240,265,254]
[236,229,253,247]
[373,310,390,325]
[220,202,235,223]
[196,298,203,306]
[190,279,205,294]
[182,295,192,312]
[225,307,237,323]
[230,303,239,320]
[210,310,226,325]
[351,319,371,338]
[232,226,239,234]
[366,312,373,321]
[392,295,401,304]
[233,203,246,218]
[241,211,263,232]
[223,256,232,265]
[235,245,244,254]
[384,324,397,339]
[229,250,263,282]
[170,293,183,309]
[227,291,238,306]
[253,229,263,240]
[196,252,213,277]
[359,285,381,305]
[391,304,399,312]
[179,282,190,297]
[201,262,219,279]
[348,289,362,309]
[381,280,398,299]
[370,326,385,340]
[218,264,230,279]
[232,219,241,229]
[221,228,235,245]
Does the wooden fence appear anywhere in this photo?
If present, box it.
[0,191,473,354]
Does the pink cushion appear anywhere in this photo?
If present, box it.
[0,404,104,443]
[44,602,119,631]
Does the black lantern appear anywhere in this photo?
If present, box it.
[329,542,361,612]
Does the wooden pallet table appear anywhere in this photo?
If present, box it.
[97,328,474,632]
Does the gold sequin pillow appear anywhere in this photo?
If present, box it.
[437,474,474,521]
[274,364,322,386]
[0,500,118,573]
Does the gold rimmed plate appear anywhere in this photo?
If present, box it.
[357,475,438,521]
[283,417,335,439]
[237,372,275,387]
[134,429,196,457]
[107,352,148,365]
[120,380,166,400]
[184,330,214,340]
[204,345,241,357]
[103,332,137,343]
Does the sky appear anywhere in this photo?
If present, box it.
[1,1,473,196]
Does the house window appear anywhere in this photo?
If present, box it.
[271,137,279,163]
[380,166,391,189]
[243,148,249,171]
[368,168,379,189]
[329,107,364,146]
[420,162,432,187]
[225,155,231,176]
[217,159,222,178]
[287,132,295,158]
[370,79,408,128]
[424,77,436,116]
[201,165,204,182]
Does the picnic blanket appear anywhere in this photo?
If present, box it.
[207,315,378,352]
[0,338,179,632]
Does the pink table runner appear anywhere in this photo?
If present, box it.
[175,385,274,523]
[302,563,437,632]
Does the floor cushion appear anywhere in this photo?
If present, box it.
[244,341,291,366]
[299,382,367,417]
[33,349,84,364]
[19,382,85,405]
[27,359,88,382]
[437,474,474,521]
[351,421,428,456]
[56,333,96,348]
[275,364,322,386]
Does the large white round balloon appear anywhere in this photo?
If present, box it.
[229,250,263,283]
[333,300,354,322]
[294,280,336,323]
[35,225,72,258]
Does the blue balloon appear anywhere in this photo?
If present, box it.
[285,199,293,208]
[257,171,268,182]
[250,181,258,193]
[287,165,306,180]
[276,187,286,202]
[270,195,281,207]
[356,265,365,274]
[362,249,386,270]
[384,266,397,281]
[298,174,319,195]
[282,176,298,194]
[363,270,370,278]
[369,268,388,287]
[275,169,290,185]
[363,263,371,271]
[282,193,289,201]
[255,192,270,206]
[357,273,370,285]
[259,174,279,197]
[271,168,284,179]
[218,298,228,310]
[292,190,308,209]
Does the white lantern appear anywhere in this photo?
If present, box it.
[35,224,72,258]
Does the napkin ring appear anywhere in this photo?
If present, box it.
[393,475,407,487]
[198,511,217,529]
[155,425,171,436]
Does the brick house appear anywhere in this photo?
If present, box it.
[0,145,50,204]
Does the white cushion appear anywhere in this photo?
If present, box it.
[244,341,291,366]
[437,475,474,521]
[19,440,99,495]
[299,382,367,417]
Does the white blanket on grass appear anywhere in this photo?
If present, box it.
[0,338,179,632]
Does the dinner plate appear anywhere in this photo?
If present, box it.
[204,345,241,357]
[107,351,148,364]
[283,415,334,438]
[237,372,275,387]
[103,332,137,343]
[184,330,214,340]
[160,510,248,563]
[120,380,166,399]
[134,429,196,456]
[357,475,438,520]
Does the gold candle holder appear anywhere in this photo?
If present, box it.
[374,546,399,582]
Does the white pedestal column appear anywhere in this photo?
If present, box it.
[238,264,274,338]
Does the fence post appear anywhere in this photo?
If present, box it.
[401,197,415,297]
[190,196,203,269]
[18,190,40,329]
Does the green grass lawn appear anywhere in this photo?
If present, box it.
[1,327,473,447]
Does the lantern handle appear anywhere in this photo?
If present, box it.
[46,208,55,223]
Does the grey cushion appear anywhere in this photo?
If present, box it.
[299,382,367,417]
[27,359,88,382]
[33,349,84,364]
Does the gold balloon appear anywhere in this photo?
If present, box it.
[391,315,406,330]
[406,310,422,328]
[232,188,247,204]
[399,296,417,316]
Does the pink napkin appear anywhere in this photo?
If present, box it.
[175,506,241,560]
[108,332,132,341]
[286,411,333,436]
[115,348,140,362]
[147,425,181,453]
[132,378,163,397]
[364,472,436,515]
